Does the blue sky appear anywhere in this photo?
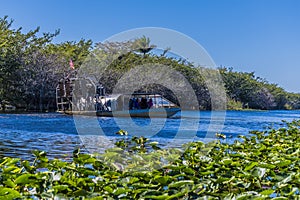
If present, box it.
[1,0,300,92]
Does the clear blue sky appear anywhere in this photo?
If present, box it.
[1,0,300,92]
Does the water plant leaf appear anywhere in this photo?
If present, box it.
[14,174,37,184]
[252,167,266,179]
[244,162,258,171]
[2,179,15,188]
[143,193,169,200]
[260,189,275,195]
[154,175,170,185]
[53,185,69,192]
[0,187,21,199]
[168,180,194,188]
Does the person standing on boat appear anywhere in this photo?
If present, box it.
[134,98,140,109]
[129,98,134,110]
[106,99,112,111]
[140,97,148,109]
[148,98,153,109]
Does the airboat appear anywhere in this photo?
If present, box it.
[56,77,180,118]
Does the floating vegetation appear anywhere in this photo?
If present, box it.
[1,121,300,199]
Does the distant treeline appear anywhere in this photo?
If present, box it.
[1,16,300,111]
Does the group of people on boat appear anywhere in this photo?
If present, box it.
[129,97,153,110]
[93,96,155,112]
[94,97,117,112]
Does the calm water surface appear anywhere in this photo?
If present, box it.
[0,110,299,159]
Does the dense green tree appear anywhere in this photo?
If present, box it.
[1,16,299,111]
[45,39,92,69]
[0,16,92,111]
[89,41,211,109]
[220,67,300,110]
[0,16,59,110]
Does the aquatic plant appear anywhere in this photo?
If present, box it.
[0,121,300,199]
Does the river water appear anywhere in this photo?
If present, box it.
[0,110,299,160]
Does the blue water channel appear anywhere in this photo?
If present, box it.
[0,110,299,159]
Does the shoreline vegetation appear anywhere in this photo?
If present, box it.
[1,16,300,113]
[0,121,300,199]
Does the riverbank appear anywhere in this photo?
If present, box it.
[0,109,55,114]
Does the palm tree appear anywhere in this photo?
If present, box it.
[161,47,171,57]
[132,36,156,56]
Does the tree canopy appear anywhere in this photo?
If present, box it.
[1,16,300,111]
[0,16,92,111]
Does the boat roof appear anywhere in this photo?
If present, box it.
[102,93,162,97]
[125,93,162,96]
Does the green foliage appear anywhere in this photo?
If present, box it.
[0,16,92,111]
[220,67,300,110]
[0,16,60,109]
[92,45,211,109]
[116,129,128,136]
[131,35,156,55]
[1,15,300,111]
[227,98,243,110]
[86,41,300,111]
[45,39,92,68]
[1,122,300,198]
